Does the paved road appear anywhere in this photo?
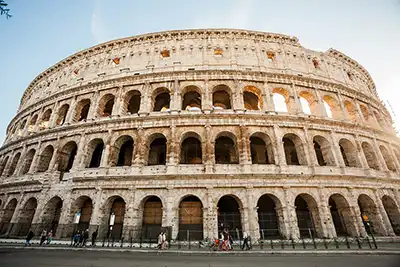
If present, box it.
[0,249,399,267]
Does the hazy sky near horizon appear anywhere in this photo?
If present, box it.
[1,0,399,143]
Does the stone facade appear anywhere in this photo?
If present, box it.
[0,29,399,241]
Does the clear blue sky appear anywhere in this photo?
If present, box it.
[1,0,399,143]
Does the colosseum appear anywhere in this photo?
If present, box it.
[0,29,399,243]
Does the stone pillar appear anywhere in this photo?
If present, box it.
[22,114,32,137]
[374,191,395,236]
[121,187,137,239]
[273,125,286,166]
[350,205,368,237]
[170,79,180,114]
[204,188,218,240]
[14,145,27,176]
[133,127,145,166]
[29,141,41,173]
[167,125,178,174]
[139,82,151,115]
[304,128,317,167]
[263,82,274,112]
[100,141,111,168]
[202,79,212,113]
[204,124,214,173]
[354,98,365,123]
[89,189,103,233]
[48,145,59,172]
[49,101,59,128]
[87,91,100,120]
[246,187,259,239]
[163,188,178,239]
[33,107,44,132]
[318,189,336,238]
[354,136,369,169]
[239,125,251,166]
[72,134,86,170]
[314,89,328,117]
[233,80,244,112]
[329,131,344,167]
[283,188,299,239]
[290,83,302,114]
[111,86,123,116]
[388,145,400,173]
[372,138,388,171]
[65,96,77,123]
[337,92,349,121]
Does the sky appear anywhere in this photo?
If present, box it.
[0,0,399,143]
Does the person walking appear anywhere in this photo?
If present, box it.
[40,230,47,246]
[241,231,250,250]
[157,232,163,249]
[73,231,80,247]
[91,229,98,246]
[78,230,84,247]
[83,229,89,247]
[46,230,53,245]
[25,230,34,247]
[161,231,167,250]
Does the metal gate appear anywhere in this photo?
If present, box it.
[258,212,280,239]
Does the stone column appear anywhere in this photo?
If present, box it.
[121,187,137,239]
[290,83,302,114]
[233,80,244,112]
[202,79,212,113]
[314,89,328,117]
[350,204,367,237]
[167,125,178,174]
[304,128,317,166]
[22,114,32,137]
[318,189,336,238]
[353,98,365,123]
[65,96,77,123]
[283,188,299,239]
[246,187,259,239]
[133,127,145,167]
[72,134,86,170]
[8,194,25,235]
[329,131,344,167]
[49,101,59,128]
[273,125,286,166]
[354,135,369,169]
[14,145,27,176]
[374,191,395,236]
[29,141,42,173]
[111,86,123,116]
[48,146,59,172]
[239,125,251,167]
[372,138,388,171]
[87,91,100,120]
[139,82,151,115]
[170,79,180,114]
[336,92,349,121]
[204,188,218,240]
[89,188,103,234]
[204,124,214,173]
[162,188,178,239]
[263,82,274,112]
[33,107,44,132]
[100,139,111,168]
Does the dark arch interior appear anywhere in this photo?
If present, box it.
[58,142,78,172]
[148,137,167,165]
[127,91,141,114]
[0,199,17,235]
[217,196,241,239]
[213,89,231,109]
[89,141,104,168]
[117,139,134,166]
[142,196,163,240]
[215,136,238,164]
[257,195,280,238]
[295,195,315,238]
[153,92,170,112]
[180,137,202,164]
[182,91,201,110]
[283,137,299,165]
[329,196,347,236]
[243,91,259,110]
[313,141,326,166]
[178,195,203,240]
[107,197,126,239]
[250,136,269,164]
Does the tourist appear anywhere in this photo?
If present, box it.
[79,230,84,246]
[161,231,167,250]
[40,229,47,246]
[91,229,98,246]
[157,231,163,249]
[73,231,80,247]
[241,231,250,250]
[25,230,34,247]
[46,230,53,245]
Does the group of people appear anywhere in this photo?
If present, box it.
[215,229,251,251]
[157,231,168,249]
[72,229,93,247]
[25,229,53,246]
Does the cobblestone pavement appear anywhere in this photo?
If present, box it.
[0,248,399,267]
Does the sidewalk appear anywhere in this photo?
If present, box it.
[1,238,399,255]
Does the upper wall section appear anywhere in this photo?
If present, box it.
[20,29,378,110]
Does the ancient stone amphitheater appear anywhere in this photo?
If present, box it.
[0,29,399,242]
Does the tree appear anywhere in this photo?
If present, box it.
[0,0,11,19]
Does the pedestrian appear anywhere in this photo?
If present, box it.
[161,231,167,250]
[83,229,89,247]
[73,231,80,247]
[25,230,34,247]
[91,229,98,246]
[242,231,250,250]
[40,229,47,246]
[46,230,53,245]
[157,231,163,249]
[79,230,84,247]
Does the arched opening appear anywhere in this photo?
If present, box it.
[57,141,78,172]
[362,142,379,170]
[28,114,38,132]
[282,133,307,165]
[339,139,360,167]
[16,197,37,236]
[243,86,263,111]
[178,195,203,241]
[0,156,9,176]
[212,85,231,109]
[295,194,321,238]
[379,145,396,172]
[313,135,335,166]
[358,194,385,236]
[329,194,356,237]
[359,104,370,121]
[182,86,202,111]
[105,197,126,239]
[142,196,163,240]
[373,111,386,128]
[7,152,21,176]
[250,133,274,164]
[56,104,69,126]
[322,95,340,119]
[124,90,141,114]
[75,99,91,122]
[148,136,167,165]
[215,135,239,164]
[39,109,52,130]
[18,119,27,135]
[21,149,35,174]
[110,136,134,167]
[97,94,115,117]
[272,88,289,112]
[71,196,93,233]
[87,139,104,168]
[381,195,400,235]
[41,196,63,235]
[217,195,242,239]
[344,100,357,122]
[0,198,17,235]
[180,136,202,164]
[153,88,170,112]
[37,145,54,172]
[299,91,317,115]
[257,194,281,239]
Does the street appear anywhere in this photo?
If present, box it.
[0,248,399,267]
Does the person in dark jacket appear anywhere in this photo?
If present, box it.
[25,230,34,246]
[91,229,98,246]
[83,229,89,247]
